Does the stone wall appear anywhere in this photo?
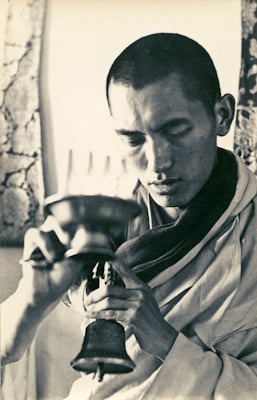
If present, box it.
[234,0,257,175]
[0,0,46,245]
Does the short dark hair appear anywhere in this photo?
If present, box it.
[106,33,221,114]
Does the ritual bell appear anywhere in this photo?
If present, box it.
[71,319,135,381]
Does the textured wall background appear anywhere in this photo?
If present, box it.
[234,0,257,175]
[0,0,46,246]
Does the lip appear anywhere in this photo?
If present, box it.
[149,178,180,194]
[149,178,178,185]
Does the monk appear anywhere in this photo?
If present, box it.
[2,33,257,399]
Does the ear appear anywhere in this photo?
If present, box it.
[214,94,235,137]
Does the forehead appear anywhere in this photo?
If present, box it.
[108,74,202,131]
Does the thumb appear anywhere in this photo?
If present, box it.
[111,256,144,289]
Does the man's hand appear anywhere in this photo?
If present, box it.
[1,216,85,365]
[85,258,178,361]
[21,216,85,309]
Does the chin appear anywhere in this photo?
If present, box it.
[150,188,193,208]
[151,193,179,208]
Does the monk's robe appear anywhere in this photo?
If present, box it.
[65,149,257,400]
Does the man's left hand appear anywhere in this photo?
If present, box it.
[85,257,178,361]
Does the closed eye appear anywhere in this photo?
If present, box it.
[116,130,145,147]
[157,118,193,137]
[163,126,192,137]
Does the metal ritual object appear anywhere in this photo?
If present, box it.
[70,263,135,381]
[44,194,141,381]
[44,194,141,263]
[72,319,135,381]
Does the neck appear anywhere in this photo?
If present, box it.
[162,206,184,221]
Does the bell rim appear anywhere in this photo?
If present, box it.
[70,355,135,373]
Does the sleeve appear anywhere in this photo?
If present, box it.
[1,278,59,364]
[141,329,257,400]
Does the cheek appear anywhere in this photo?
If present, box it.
[176,142,204,175]
[181,139,216,182]
[127,150,148,172]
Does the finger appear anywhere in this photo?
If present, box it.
[86,296,134,312]
[111,257,146,289]
[23,227,66,264]
[85,285,141,306]
[85,287,144,327]
[87,307,135,325]
[41,215,69,246]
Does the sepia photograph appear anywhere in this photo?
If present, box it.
[1,0,257,399]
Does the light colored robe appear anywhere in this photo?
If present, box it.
[66,152,257,400]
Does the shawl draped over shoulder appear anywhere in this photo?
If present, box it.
[66,149,257,400]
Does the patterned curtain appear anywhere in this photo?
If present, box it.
[234,0,257,175]
[0,0,46,246]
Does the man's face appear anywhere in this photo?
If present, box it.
[109,74,220,208]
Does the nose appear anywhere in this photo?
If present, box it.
[146,135,173,173]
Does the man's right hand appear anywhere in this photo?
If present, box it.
[20,216,85,310]
[1,216,85,364]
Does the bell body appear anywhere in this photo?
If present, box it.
[71,319,135,379]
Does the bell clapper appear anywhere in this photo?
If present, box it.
[95,362,105,382]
